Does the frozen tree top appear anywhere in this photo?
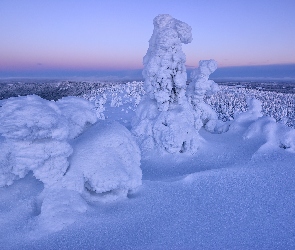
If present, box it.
[152,14,192,44]
[191,59,218,81]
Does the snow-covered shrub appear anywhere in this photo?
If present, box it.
[133,14,203,154]
[243,115,295,153]
[227,97,295,153]
[0,95,97,187]
[187,59,220,132]
[0,95,72,187]
[143,14,192,111]
[60,121,142,202]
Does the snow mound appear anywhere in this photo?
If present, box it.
[63,121,142,201]
[230,97,263,131]
[228,97,295,153]
[244,116,295,153]
[0,95,97,187]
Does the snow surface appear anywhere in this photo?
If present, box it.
[0,84,295,249]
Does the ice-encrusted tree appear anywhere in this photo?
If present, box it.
[132,14,203,154]
[143,14,192,111]
[187,59,220,132]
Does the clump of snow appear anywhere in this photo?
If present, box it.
[0,95,68,141]
[60,121,142,202]
[243,116,295,153]
[35,120,141,231]
[0,95,72,187]
[187,59,221,132]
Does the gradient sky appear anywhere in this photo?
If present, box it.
[1,0,295,77]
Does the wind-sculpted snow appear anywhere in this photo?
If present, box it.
[228,97,295,153]
[33,120,141,232]
[0,95,98,187]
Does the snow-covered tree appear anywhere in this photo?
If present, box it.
[143,14,192,111]
[187,59,220,132]
[132,14,203,154]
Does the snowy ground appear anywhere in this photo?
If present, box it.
[1,81,295,249]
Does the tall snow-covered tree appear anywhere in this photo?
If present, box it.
[143,14,192,111]
[132,14,203,154]
[187,59,220,132]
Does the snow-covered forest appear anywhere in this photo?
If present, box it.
[1,14,295,249]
